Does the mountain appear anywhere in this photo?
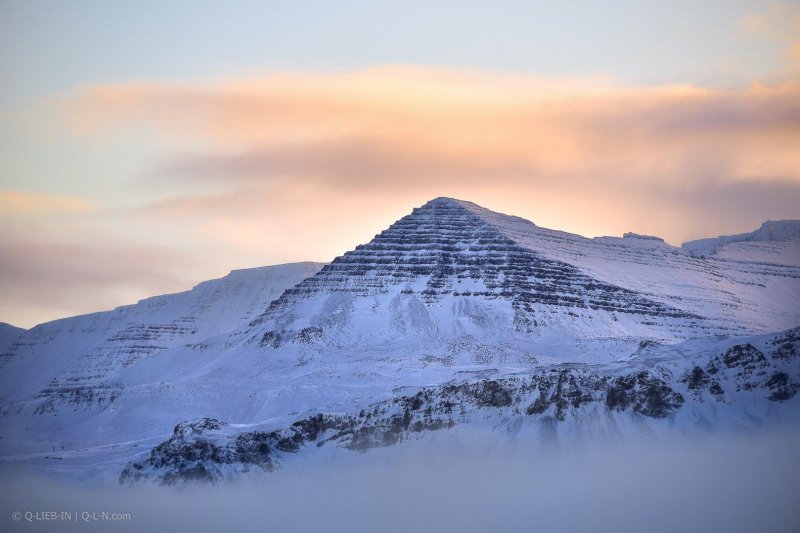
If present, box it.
[0,198,798,484]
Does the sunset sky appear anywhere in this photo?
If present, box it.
[2,0,800,328]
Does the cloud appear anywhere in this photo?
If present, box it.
[60,67,800,240]
[0,191,95,217]
[64,68,800,190]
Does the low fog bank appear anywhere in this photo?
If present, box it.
[2,428,799,533]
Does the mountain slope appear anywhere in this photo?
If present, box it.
[447,200,800,335]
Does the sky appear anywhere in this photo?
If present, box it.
[1,0,800,328]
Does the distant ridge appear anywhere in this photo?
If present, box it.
[682,220,800,256]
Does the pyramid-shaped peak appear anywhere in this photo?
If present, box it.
[258,197,525,314]
[258,194,693,328]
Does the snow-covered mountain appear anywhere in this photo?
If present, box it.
[245,198,799,355]
[0,198,798,484]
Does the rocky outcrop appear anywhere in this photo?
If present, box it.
[706,343,771,392]
[605,372,684,418]
[680,366,724,401]
[769,327,799,361]
[120,418,277,485]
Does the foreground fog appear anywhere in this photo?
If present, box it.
[2,428,799,533]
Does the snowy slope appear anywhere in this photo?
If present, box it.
[0,198,798,484]
[453,200,800,335]
[0,322,25,369]
[114,327,798,484]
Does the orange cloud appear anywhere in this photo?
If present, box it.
[59,67,800,240]
[63,67,800,188]
[0,191,96,216]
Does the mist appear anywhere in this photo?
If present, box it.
[2,428,799,533]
